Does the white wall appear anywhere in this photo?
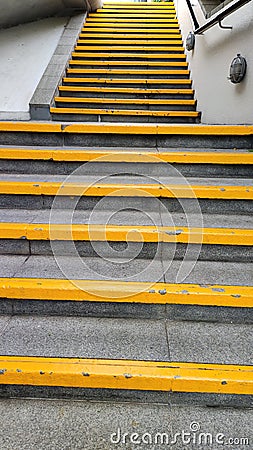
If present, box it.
[175,0,253,124]
[0,0,101,28]
[0,17,67,119]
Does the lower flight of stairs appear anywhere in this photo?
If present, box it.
[50,0,201,123]
[0,122,252,412]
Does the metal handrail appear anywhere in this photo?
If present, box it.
[184,0,252,34]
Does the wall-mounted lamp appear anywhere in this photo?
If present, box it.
[186,31,195,51]
[228,54,247,84]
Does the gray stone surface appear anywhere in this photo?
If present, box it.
[0,255,28,277]
[170,404,253,450]
[15,255,165,283]
[0,315,169,361]
[164,260,253,286]
[0,398,172,450]
[0,398,251,450]
[167,321,253,365]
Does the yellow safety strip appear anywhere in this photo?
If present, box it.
[0,278,252,307]
[0,223,253,246]
[0,148,252,164]
[0,356,252,394]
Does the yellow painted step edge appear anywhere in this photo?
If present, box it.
[0,122,252,136]
[59,86,192,93]
[76,39,183,44]
[1,223,253,246]
[84,24,180,28]
[79,33,181,38]
[0,148,252,164]
[0,278,252,307]
[68,61,188,67]
[50,108,199,117]
[0,181,252,199]
[74,46,184,50]
[63,77,190,84]
[67,69,189,74]
[54,97,195,105]
[71,52,186,58]
[0,356,252,394]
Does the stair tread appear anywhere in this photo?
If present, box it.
[0,314,251,366]
[0,399,251,449]
[0,209,252,229]
[0,173,251,185]
[0,255,252,286]
[50,108,199,117]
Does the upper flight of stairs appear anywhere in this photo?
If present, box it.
[50,0,201,123]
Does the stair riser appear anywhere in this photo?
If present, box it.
[51,114,199,123]
[71,56,186,62]
[68,63,188,70]
[0,385,251,408]
[0,195,251,214]
[58,91,194,99]
[0,299,251,324]
[0,132,252,149]
[66,73,190,80]
[0,239,252,263]
[62,81,192,89]
[0,161,251,178]
[54,102,196,112]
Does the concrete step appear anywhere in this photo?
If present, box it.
[0,220,252,261]
[65,68,189,79]
[54,97,197,112]
[74,45,185,53]
[62,77,192,89]
[71,52,186,62]
[72,50,185,57]
[68,60,188,70]
[0,254,252,322]
[58,85,195,99]
[0,174,251,213]
[0,121,252,152]
[50,108,200,123]
[0,146,252,177]
[0,398,251,449]
[0,315,251,406]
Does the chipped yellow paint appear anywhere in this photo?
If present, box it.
[71,52,186,59]
[89,14,177,18]
[83,24,180,28]
[0,122,252,136]
[79,33,180,39]
[76,39,183,44]
[59,86,191,94]
[0,148,252,164]
[1,222,253,246]
[0,181,252,199]
[74,46,184,51]
[63,77,190,84]
[0,356,252,394]
[54,97,195,106]
[68,60,187,67]
[82,28,181,33]
[0,278,252,307]
[86,19,179,23]
[67,68,187,75]
[50,108,199,118]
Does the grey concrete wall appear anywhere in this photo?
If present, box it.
[0,0,101,28]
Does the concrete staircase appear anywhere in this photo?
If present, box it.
[50,0,201,122]
[0,1,252,448]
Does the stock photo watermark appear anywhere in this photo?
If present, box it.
[110,422,250,447]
